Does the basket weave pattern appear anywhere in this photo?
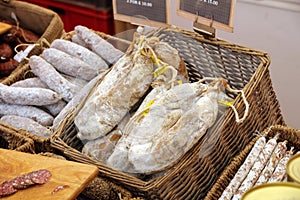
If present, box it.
[51,27,285,199]
[0,122,35,153]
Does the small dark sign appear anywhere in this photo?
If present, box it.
[113,0,168,27]
[178,0,235,32]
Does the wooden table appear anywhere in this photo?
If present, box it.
[0,148,99,200]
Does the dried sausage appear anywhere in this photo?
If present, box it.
[29,55,79,102]
[50,39,108,72]
[10,77,48,88]
[0,115,51,138]
[232,135,278,200]
[268,148,294,183]
[74,25,124,65]
[42,48,100,81]
[0,102,54,126]
[219,135,266,200]
[255,141,287,185]
[0,83,62,106]
[52,71,106,131]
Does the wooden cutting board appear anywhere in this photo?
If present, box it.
[0,148,99,200]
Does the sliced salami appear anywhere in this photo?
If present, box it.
[29,169,52,184]
[12,175,31,190]
[0,180,18,197]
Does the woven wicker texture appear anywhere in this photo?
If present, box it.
[205,124,300,200]
[50,27,285,199]
[0,122,35,153]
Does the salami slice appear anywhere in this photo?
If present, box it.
[29,169,52,184]
[0,180,18,197]
[12,174,35,189]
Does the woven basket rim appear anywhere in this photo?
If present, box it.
[0,121,35,153]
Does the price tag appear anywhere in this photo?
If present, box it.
[178,0,236,32]
[113,0,169,27]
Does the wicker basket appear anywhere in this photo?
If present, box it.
[0,62,54,153]
[0,0,64,80]
[50,27,285,199]
[0,121,35,153]
[205,124,300,200]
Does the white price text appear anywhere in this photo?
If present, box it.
[126,0,153,7]
[199,0,218,6]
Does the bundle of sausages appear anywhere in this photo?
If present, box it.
[0,25,124,139]
[0,19,40,80]
[219,134,299,200]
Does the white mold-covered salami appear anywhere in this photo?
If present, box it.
[74,38,154,140]
[0,103,53,126]
[10,77,67,117]
[50,39,108,71]
[268,148,294,183]
[62,74,88,89]
[0,83,61,106]
[71,34,88,47]
[10,77,48,88]
[255,141,287,186]
[0,115,51,138]
[29,55,79,102]
[52,71,106,131]
[42,48,99,81]
[82,112,131,163]
[107,79,228,174]
[232,135,278,200]
[219,135,267,200]
[44,100,67,117]
[74,25,124,65]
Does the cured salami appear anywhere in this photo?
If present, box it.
[268,148,294,183]
[219,135,266,200]
[255,141,287,186]
[75,34,154,140]
[107,78,230,174]
[74,25,124,65]
[0,180,18,197]
[0,169,51,197]
[29,169,52,184]
[50,39,108,72]
[232,135,278,200]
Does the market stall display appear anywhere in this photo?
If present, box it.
[205,125,300,200]
[50,26,285,199]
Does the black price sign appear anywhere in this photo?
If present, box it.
[113,0,169,27]
[178,0,236,32]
